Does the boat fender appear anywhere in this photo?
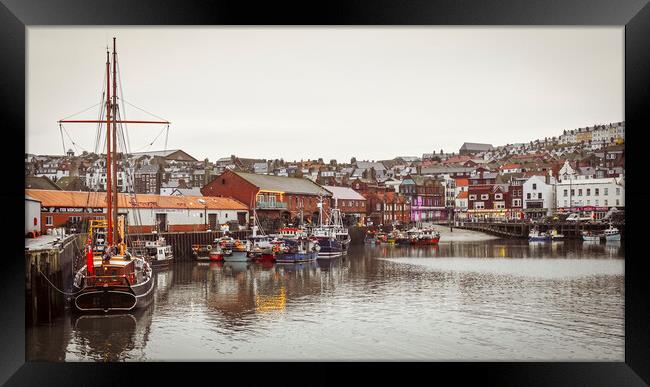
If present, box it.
[207,245,212,250]
[313,244,321,252]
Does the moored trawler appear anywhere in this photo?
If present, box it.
[603,225,621,242]
[63,38,160,313]
[408,227,441,245]
[73,220,154,312]
[582,230,603,242]
[132,237,173,268]
[275,237,320,263]
[528,228,550,242]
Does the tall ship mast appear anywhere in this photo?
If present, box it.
[63,38,169,312]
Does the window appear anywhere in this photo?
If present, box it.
[616,187,620,195]
[616,199,620,206]
[481,194,488,200]
[564,200,568,207]
[527,193,531,199]
[532,183,537,190]
[604,188,609,195]
[604,200,608,206]
[376,203,381,211]
[586,188,591,196]
[595,188,599,196]
[474,202,484,209]
[469,194,477,200]
[571,189,575,196]
[595,199,599,205]
[578,189,582,196]
[495,193,502,200]
[513,198,521,206]
[69,216,81,223]
[46,216,53,226]
[538,193,542,199]
[563,189,568,197]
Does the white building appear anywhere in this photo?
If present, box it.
[522,175,556,217]
[555,177,625,211]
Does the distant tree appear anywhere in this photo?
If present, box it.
[351,157,357,164]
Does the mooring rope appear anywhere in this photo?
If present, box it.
[37,269,86,296]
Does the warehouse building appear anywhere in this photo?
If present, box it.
[25,189,249,234]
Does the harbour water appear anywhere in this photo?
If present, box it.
[27,239,624,361]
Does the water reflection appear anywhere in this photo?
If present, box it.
[27,239,624,361]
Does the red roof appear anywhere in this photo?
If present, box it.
[457,191,468,199]
[500,163,521,170]
[25,189,248,210]
[454,178,469,187]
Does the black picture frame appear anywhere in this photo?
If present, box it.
[2,0,648,385]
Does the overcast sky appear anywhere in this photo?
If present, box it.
[27,27,623,162]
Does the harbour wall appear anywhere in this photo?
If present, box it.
[26,233,86,326]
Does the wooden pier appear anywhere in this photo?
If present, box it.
[126,229,252,259]
[455,221,625,240]
[25,233,86,325]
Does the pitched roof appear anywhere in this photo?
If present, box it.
[322,186,366,201]
[460,143,494,151]
[232,171,331,196]
[128,149,198,162]
[25,176,62,190]
[25,189,247,210]
[457,191,468,199]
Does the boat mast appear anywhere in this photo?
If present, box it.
[105,48,113,245]
[112,37,119,242]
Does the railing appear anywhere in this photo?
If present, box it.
[256,201,288,209]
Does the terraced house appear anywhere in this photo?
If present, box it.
[399,175,446,222]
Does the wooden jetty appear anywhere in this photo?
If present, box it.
[126,229,252,259]
[25,233,86,325]
[455,221,625,240]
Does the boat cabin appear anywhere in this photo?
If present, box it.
[87,258,136,287]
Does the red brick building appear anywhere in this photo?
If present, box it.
[467,184,510,220]
[322,185,367,225]
[201,170,332,229]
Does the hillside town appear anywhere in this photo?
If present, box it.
[25,121,625,234]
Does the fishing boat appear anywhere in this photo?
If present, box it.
[67,38,163,312]
[528,228,550,242]
[394,230,410,245]
[603,225,621,242]
[364,230,378,244]
[329,208,351,250]
[208,243,226,261]
[131,237,173,268]
[275,237,320,263]
[548,228,564,241]
[247,209,276,262]
[581,230,602,242]
[409,228,440,245]
[222,238,251,262]
[310,197,343,258]
[191,243,213,261]
[277,227,308,240]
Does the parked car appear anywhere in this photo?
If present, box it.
[566,213,594,222]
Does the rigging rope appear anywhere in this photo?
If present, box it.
[60,124,89,153]
[120,98,169,122]
[59,102,102,121]
[116,56,133,154]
